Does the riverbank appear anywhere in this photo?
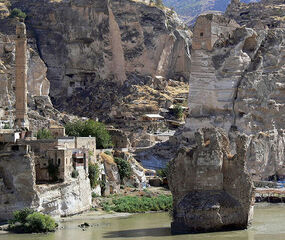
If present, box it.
[256,188,285,203]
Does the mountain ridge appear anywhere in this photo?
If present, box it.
[163,0,257,24]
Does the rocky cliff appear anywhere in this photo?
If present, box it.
[0,18,67,130]
[183,0,285,180]
[11,0,191,113]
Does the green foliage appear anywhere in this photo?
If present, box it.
[3,123,11,129]
[8,209,56,233]
[36,129,54,139]
[71,169,79,178]
[48,163,59,181]
[65,120,113,149]
[9,208,35,225]
[10,8,26,19]
[156,162,170,178]
[104,150,112,156]
[103,195,173,213]
[88,163,100,188]
[114,157,131,181]
[172,104,184,120]
[91,192,100,198]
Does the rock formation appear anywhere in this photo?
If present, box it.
[168,128,255,234]
[12,0,191,106]
[184,6,285,180]
[0,146,91,220]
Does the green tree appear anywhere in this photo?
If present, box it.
[36,129,54,139]
[88,162,100,188]
[65,120,113,149]
[10,8,26,20]
[114,157,131,181]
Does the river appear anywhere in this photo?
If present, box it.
[0,203,284,240]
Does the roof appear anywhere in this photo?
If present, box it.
[143,114,164,119]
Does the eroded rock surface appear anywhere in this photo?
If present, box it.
[168,128,254,234]
[185,6,285,180]
[12,0,191,106]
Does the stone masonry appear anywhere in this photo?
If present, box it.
[168,128,255,234]
[15,22,29,130]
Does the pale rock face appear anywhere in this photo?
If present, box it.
[184,11,285,180]
[36,169,91,217]
[13,0,191,109]
[0,30,51,123]
[27,49,50,97]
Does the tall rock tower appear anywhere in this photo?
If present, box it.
[15,22,29,130]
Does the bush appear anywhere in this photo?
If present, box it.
[8,209,57,233]
[10,8,26,19]
[171,104,184,120]
[71,169,79,178]
[103,195,172,213]
[156,162,170,178]
[88,163,100,188]
[37,129,54,139]
[9,208,35,225]
[114,157,131,181]
[65,120,113,149]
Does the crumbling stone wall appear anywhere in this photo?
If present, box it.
[168,128,254,234]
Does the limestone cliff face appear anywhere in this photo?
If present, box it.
[183,0,285,181]
[0,20,57,130]
[12,0,191,107]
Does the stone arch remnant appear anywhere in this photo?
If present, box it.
[168,128,254,234]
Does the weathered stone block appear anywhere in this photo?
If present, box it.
[168,128,254,234]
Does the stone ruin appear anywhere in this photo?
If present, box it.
[168,128,255,234]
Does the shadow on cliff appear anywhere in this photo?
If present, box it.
[103,227,171,238]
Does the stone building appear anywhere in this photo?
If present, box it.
[20,136,95,183]
[192,14,239,51]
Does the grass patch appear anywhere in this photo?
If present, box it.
[102,195,172,213]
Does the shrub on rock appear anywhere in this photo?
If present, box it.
[8,208,57,233]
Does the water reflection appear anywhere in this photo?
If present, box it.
[104,227,171,238]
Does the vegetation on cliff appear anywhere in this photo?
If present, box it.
[114,157,132,182]
[65,120,112,149]
[10,8,26,20]
[88,162,101,188]
[8,208,57,233]
[36,128,54,139]
[102,195,172,213]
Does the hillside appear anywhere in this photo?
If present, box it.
[163,0,256,24]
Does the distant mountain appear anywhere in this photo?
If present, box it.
[163,0,257,24]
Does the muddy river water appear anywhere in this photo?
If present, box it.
[0,204,284,240]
